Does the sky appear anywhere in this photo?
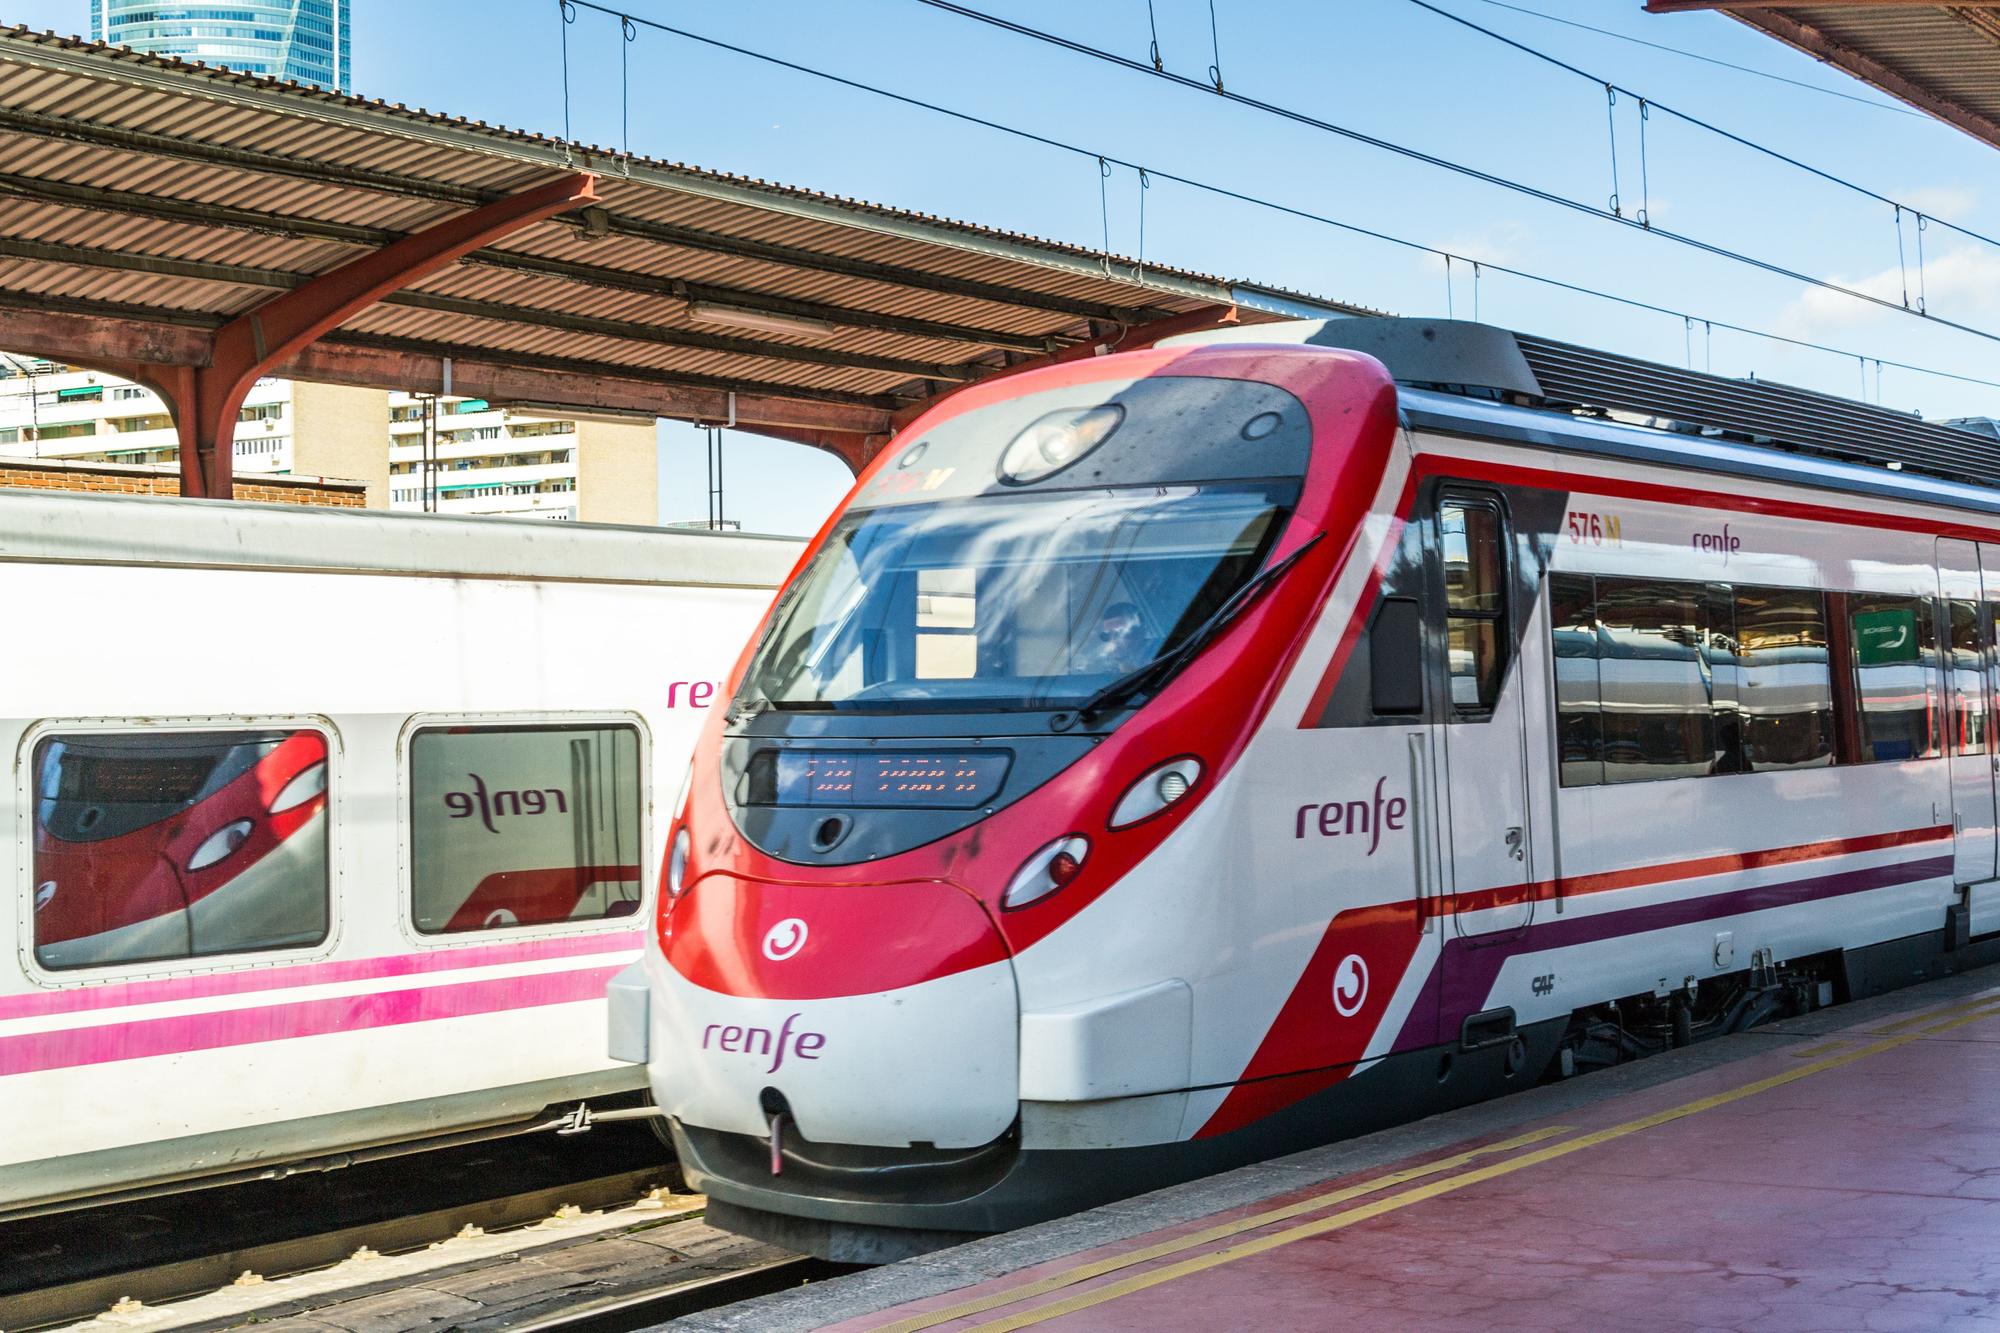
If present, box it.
[16,0,2000,533]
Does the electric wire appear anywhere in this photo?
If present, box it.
[911,0,2000,342]
[554,0,2000,397]
[1461,0,1923,118]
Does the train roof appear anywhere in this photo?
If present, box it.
[0,489,804,587]
[1167,317,2000,523]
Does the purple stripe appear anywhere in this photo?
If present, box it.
[1391,854,1952,1051]
[0,963,628,1075]
[0,929,644,1021]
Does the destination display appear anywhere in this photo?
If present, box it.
[768,750,1011,809]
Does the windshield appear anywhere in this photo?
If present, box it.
[740,483,1293,713]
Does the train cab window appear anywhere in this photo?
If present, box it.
[1847,595,1942,762]
[409,723,643,934]
[1733,586,1835,772]
[915,566,979,678]
[30,729,330,971]
[1439,500,1507,712]
[1947,600,1988,756]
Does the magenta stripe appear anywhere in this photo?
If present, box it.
[0,929,644,1022]
[1,963,629,1075]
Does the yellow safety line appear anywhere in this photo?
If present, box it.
[867,1125,1571,1333]
[960,996,2000,1331]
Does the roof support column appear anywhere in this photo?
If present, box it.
[175,172,598,498]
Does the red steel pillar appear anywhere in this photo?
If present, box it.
[169,172,598,498]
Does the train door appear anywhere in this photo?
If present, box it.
[1944,539,2000,887]
[1434,491,1534,940]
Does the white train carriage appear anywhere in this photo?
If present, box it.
[0,491,798,1218]
[622,317,2000,1260]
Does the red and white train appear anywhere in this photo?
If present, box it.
[2,490,797,1218]
[617,316,2000,1259]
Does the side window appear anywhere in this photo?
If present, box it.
[1439,499,1507,713]
[1734,585,1835,772]
[1550,573,1603,787]
[1948,599,1988,756]
[1594,577,1715,782]
[409,723,643,934]
[32,729,330,970]
[1848,595,1941,762]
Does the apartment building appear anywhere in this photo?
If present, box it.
[386,394,658,525]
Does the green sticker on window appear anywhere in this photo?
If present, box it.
[1853,607,1919,665]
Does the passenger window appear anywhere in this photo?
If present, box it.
[31,729,330,970]
[1734,586,1835,772]
[1440,500,1507,711]
[1948,600,1987,756]
[1848,595,1941,762]
[409,723,643,934]
[1594,578,1715,782]
[1551,573,1603,787]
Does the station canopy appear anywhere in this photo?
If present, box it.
[0,25,1365,493]
[1645,2,2000,151]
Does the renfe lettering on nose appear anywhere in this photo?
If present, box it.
[444,773,570,834]
[1295,776,1408,856]
[702,1013,827,1074]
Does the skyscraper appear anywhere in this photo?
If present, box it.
[90,1,350,91]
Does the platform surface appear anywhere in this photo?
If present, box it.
[679,965,2000,1332]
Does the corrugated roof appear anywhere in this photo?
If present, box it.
[1646,3,2000,152]
[0,24,1372,455]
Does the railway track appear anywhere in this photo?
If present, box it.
[0,1122,817,1332]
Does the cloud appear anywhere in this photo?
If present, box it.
[1896,186,1978,221]
[1774,245,2000,335]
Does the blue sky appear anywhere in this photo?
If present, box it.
[18,0,2000,532]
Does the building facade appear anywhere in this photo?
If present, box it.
[0,361,658,525]
[90,1,350,91]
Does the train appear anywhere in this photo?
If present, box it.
[616,315,2000,1261]
[1,490,798,1219]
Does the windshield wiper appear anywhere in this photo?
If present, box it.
[1065,532,1325,727]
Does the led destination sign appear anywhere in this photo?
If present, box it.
[761,750,1011,809]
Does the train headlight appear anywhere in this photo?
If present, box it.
[1110,758,1203,829]
[187,818,253,872]
[1002,834,1089,911]
[998,404,1122,485]
[667,826,691,898]
[269,761,327,814]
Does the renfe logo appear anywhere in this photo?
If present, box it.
[1295,777,1408,856]
[1692,523,1742,561]
[763,917,809,961]
[445,773,569,834]
[1331,954,1368,1017]
[702,1013,826,1073]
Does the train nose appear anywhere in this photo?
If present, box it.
[650,874,1018,1148]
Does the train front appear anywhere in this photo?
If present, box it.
[632,340,1400,1259]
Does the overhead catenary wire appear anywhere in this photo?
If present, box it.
[552,0,2000,398]
[913,0,2000,346]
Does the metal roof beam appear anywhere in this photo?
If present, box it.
[0,236,989,383]
[0,110,1177,324]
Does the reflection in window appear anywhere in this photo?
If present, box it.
[1733,586,1834,772]
[1551,573,1603,787]
[1848,595,1940,762]
[915,566,977,679]
[410,724,642,934]
[1440,501,1507,711]
[32,730,330,970]
[1948,600,1987,757]
[1593,578,1715,782]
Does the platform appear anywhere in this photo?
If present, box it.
[681,964,2000,1331]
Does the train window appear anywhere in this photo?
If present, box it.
[915,566,978,678]
[409,723,643,934]
[1847,595,1942,762]
[1947,600,1987,756]
[1593,578,1716,782]
[1550,573,1603,787]
[1733,585,1835,772]
[1440,500,1507,712]
[30,729,330,971]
